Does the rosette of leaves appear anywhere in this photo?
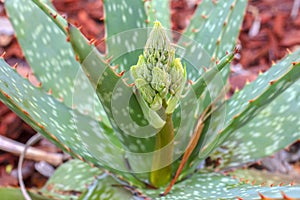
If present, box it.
[0,0,300,199]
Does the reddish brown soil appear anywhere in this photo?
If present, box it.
[0,0,299,189]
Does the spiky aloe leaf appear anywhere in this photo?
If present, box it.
[213,52,300,168]
[104,0,148,41]
[41,159,102,199]
[198,50,300,165]
[168,50,235,172]
[43,161,132,200]
[0,188,49,200]
[68,26,160,153]
[191,50,300,173]
[191,49,236,98]
[103,1,168,74]
[0,58,160,185]
[181,0,247,63]
[27,0,162,154]
[0,58,138,177]
[139,172,300,199]
[145,0,171,30]
[0,59,80,157]
[104,0,149,72]
[176,0,247,117]
[5,0,109,124]
[228,169,300,186]
[78,175,132,200]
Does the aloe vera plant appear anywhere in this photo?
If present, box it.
[1,0,300,199]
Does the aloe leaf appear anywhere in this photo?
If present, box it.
[41,159,102,199]
[214,62,300,168]
[104,0,148,42]
[145,0,171,30]
[5,0,74,100]
[0,58,133,174]
[104,0,149,72]
[68,25,159,153]
[169,51,236,169]
[0,58,161,181]
[199,49,300,163]
[178,0,247,117]
[181,0,247,63]
[26,0,162,154]
[175,0,248,117]
[191,49,236,98]
[0,58,78,156]
[104,1,170,74]
[78,175,132,200]
[0,188,49,200]
[139,172,300,199]
[5,0,108,124]
[228,169,300,186]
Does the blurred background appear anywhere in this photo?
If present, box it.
[0,0,300,189]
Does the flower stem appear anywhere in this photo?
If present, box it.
[150,107,174,187]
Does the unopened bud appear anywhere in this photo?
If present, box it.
[131,21,186,114]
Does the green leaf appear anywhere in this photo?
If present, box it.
[5,0,74,100]
[78,174,133,200]
[5,0,109,124]
[169,51,236,172]
[41,159,102,200]
[198,49,300,161]
[175,0,248,122]
[68,25,159,154]
[191,50,236,98]
[104,0,148,42]
[181,0,247,62]
[0,58,130,174]
[145,0,171,30]
[0,59,163,183]
[212,49,300,168]
[0,58,77,156]
[228,169,300,186]
[21,0,160,154]
[104,0,149,72]
[0,188,49,200]
[217,84,300,168]
[139,172,300,199]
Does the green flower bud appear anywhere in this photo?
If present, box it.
[135,78,156,105]
[151,66,170,98]
[130,21,186,113]
[169,58,186,96]
[151,94,163,111]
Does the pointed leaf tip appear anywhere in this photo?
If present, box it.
[280,191,293,200]
[0,52,6,58]
[258,192,270,200]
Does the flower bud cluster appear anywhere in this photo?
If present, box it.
[131,21,186,114]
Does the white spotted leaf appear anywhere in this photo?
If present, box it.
[139,172,300,199]
[227,169,300,186]
[68,25,158,153]
[213,50,300,168]
[104,0,148,40]
[78,175,133,200]
[197,49,300,169]
[0,58,135,176]
[181,0,247,64]
[5,0,109,124]
[41,159,103,200]
[104,0,148,72]
[16,0,162,153]
[145,0,171,30]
